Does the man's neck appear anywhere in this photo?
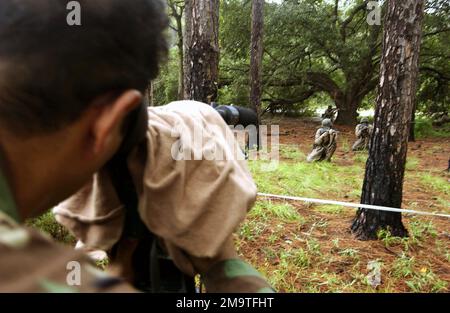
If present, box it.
[0,132,65,220]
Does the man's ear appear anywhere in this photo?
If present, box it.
[91,90,143,155]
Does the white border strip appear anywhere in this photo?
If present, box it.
[258,193,450,219]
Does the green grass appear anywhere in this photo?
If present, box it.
[415,173,450,196]
[353,153,368,164]
[408,218,438,242]
[238,219,267,242]
[26,211,75,244]
[249,157,363,199]
[293,248,311,268]
[306,238,322,256]
[249,200,304,222]
[314,204,343,214]
[341,139,351,154]
[405,269,448,292]
[391,253,415,278]
[405,157,420,171]
[279,144,306,160]
[338,248,359,259]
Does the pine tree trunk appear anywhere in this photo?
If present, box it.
[409,103,416,142]
[352,0,424,240]
[176,12,184,101]
[183,0,220,103]
[146,81,154,107]
[168,0,185,101]
[250,0,264,126]
[334,96,360,126]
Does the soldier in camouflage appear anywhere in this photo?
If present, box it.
[0,0,273,293]
[322,105,338,121]
[307,119,338,162]
[352,117,373,151]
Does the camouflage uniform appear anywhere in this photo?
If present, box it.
[0,165,135,293]
[0,165,274,293]
[203,259,274,293]
[307,119,338,162]
[322,106,338,120]
[352,118,373,151]
[0,102,275,293]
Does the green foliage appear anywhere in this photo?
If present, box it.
[27,211,75,244]
[417,1,450,115]
[153,48,180,106]
[218,0,382,118]
[414,116,450,138]
[205,0,449,118]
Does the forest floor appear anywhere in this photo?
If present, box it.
[237,117,450,292]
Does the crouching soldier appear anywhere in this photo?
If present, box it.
[352,117,373,151]
[306,119,338,162]
[0,0,273,293]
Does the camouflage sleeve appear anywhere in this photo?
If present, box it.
[202,259,275,293]
[0,211,135,293]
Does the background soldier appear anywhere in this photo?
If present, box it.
[322,105,339,121]
[307,119,338,162]
[352,117,373,151]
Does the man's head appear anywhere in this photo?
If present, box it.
[360,117,369,124]
[0,0,167,218]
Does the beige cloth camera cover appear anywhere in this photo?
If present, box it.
[53,101,257,273]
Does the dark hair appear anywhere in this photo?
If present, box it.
[0,0,168,135]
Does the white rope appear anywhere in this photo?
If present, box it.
[257,192,450,219]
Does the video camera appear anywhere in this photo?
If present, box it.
[211,102,259,128]
[105,100,259,293]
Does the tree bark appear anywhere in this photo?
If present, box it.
[168,1,185,100]
[146,81,154,107]
[183,0,220,103]
[352,0,425,240]
[409,103,416,141]
[250,0,264,126]
[177,19,184,101]
[334,95,361,126]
